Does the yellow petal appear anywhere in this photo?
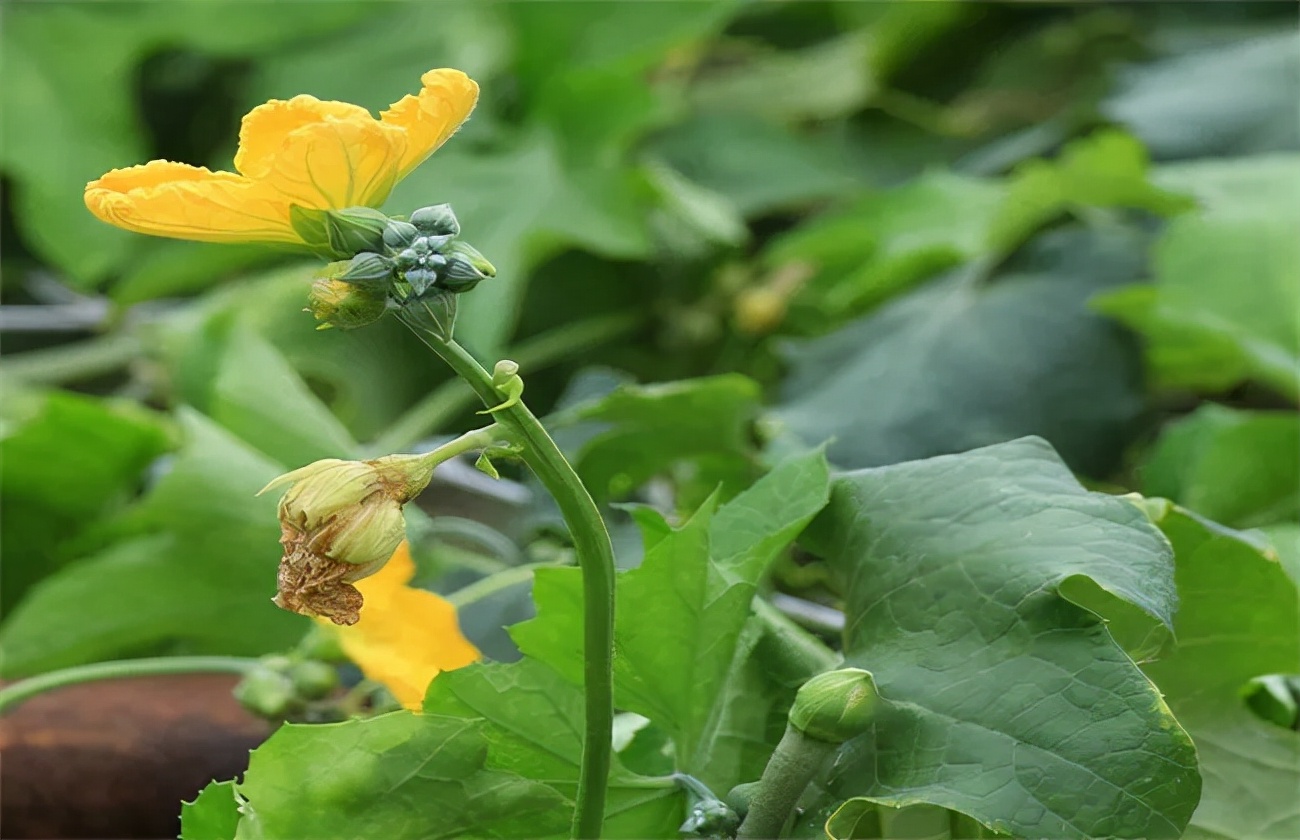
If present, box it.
[234,95,374,180]
[258,116,408,210]
[84,160,299,244]
[332,541,480,709]
[381,68,480,178]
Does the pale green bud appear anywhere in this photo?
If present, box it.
[409,203,460,236]
[337,252,397,287]
[438,241,496,292]
[306,277,387,331]
[788,668,880,744]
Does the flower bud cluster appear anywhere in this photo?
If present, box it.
[300,204,496,330]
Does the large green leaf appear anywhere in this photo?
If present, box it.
[558,373,763,506]
[773,226,1146,477]
[513,449,831,792]
[1137,501,1300,840]
[802,437,1199,839]
[234,712,568,839]
[0,409,303,676]
[1141,404,1299,528]
[425,659,683,838]
[209,326,358,466]
[1094,155,1300,400]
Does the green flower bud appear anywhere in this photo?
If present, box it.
[438,241,496,292]
[409,203,460,236]
[382,219,420,250]
[234,666,299,719]
[289,660,339,700]
[291,206,391,259]
[338,252,397,287]
[306,277,387,331]
[788,668,880,744]
[259,453,438,625]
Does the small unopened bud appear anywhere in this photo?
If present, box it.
[409,203,460,237]
[234,665,298,719]
[338,252,397,287]
[788,668,880,744]
[382,219,420,250]
[291,206,391,259]
[439,241,496,292]
[307,276,387,330]
[258,454,437,625]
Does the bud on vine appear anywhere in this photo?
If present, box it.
[291,206,391,259]
[307,275,387,330]
[788,668,880,743]
[409,203,460,237]
[439,241,496,292]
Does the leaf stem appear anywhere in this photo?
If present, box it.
[446,561,568,609]
[398,321,616,840]
[0,656,258,714]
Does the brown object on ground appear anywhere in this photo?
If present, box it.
[0,673,270,839]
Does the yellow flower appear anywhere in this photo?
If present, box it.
[330,541,480,710]
[84,69,478,245]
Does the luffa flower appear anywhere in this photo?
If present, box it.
[84,69,477,244]
[334,540,480,709]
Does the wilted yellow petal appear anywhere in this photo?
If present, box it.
[234,95,374,180]
[381,69,479,178]
[332,541,480,709]
[84,161,299,244]
[259,116,408,210]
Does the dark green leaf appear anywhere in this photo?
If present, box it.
[774,226,1147,477]
[804,437,1199,839]
[236,712,568,839]
[182,780,242,840]
[1142,405,1299,528]
[1137,500,1300,840]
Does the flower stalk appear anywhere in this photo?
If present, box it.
[397,317,616,840]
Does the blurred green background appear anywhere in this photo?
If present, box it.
[1,1,1297,676]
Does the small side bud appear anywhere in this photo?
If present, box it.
[788,668,880,744]
[338,252,397,287]
[382,219,420,250]
[409,203,460,236]
[307,277,387,331]
[438,241,496,292]
[233,665,299,719]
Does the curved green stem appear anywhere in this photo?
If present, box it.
[0,656,257,714]
[735,723,837,839]
[400,323,615,840]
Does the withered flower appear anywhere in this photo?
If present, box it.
[258,454,436,625]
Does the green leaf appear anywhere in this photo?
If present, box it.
[182,780,242,840]
[1103,31,1300,161]
[803,437,1199,839]
[1093,155,1300,400]
[987,129,1193,253]
[763,170,1004,319]
[425,659,683,838]
[209,326,358,466]
[1142,405,1299,528]
[0,409,303,676]
[651,114,864,217]
[559,374,763,505]
[1136,501,1300,840]
[514,449,831,792]
[690,32,875,122]
[774,226,1146,477]
[235,712,569,839]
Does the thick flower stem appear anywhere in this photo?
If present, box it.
[402,328,615,840]
[0,656,257,714]
[735,723,838,839]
